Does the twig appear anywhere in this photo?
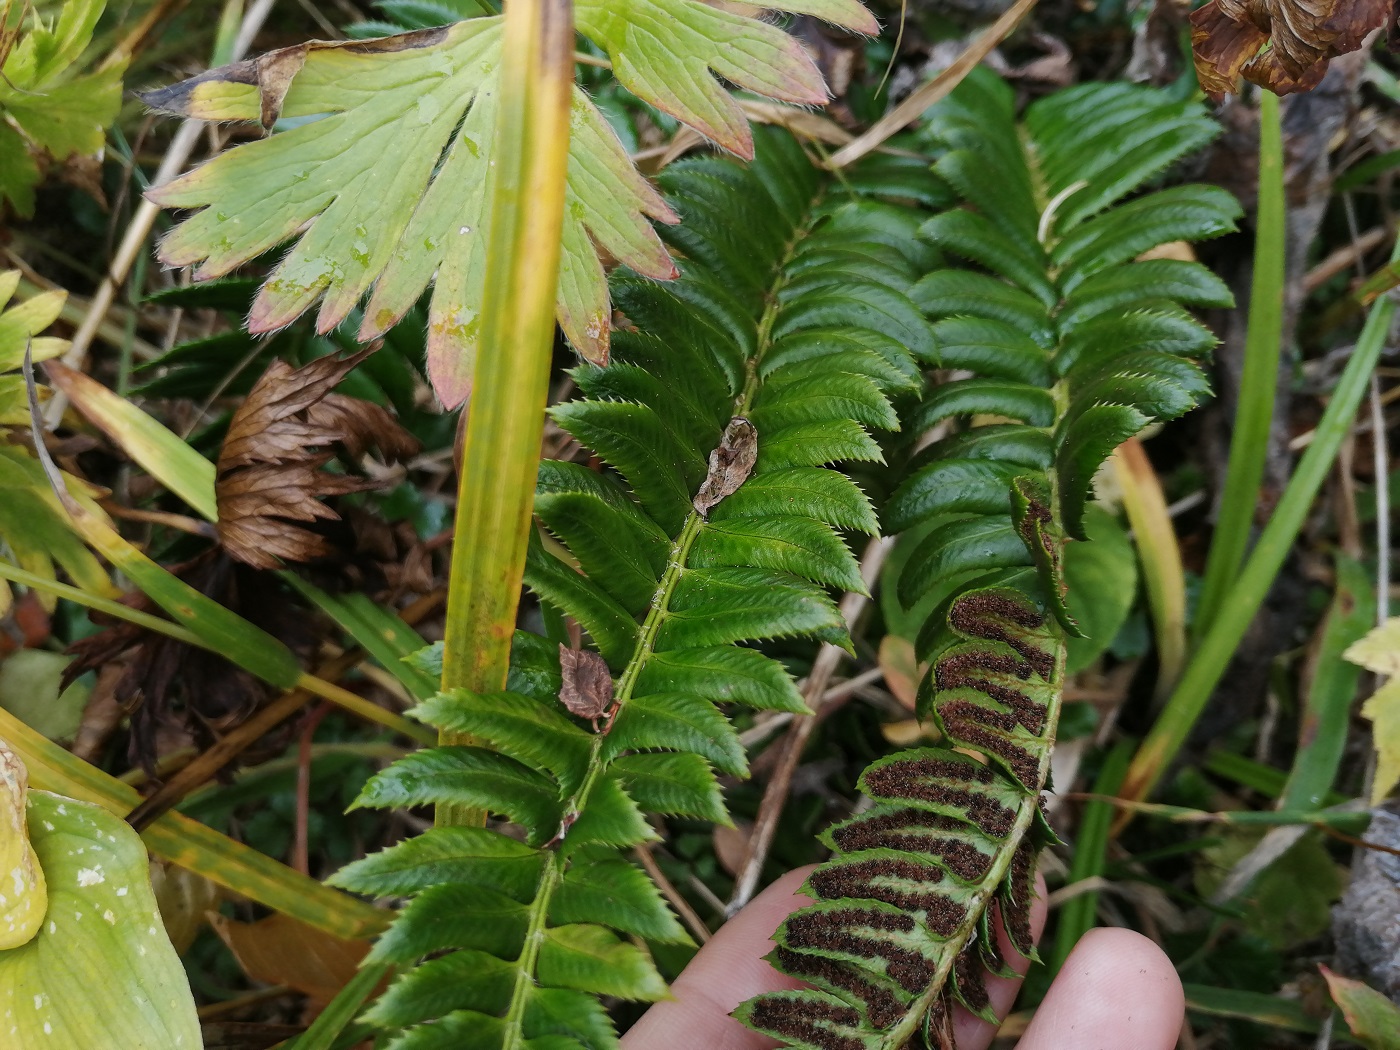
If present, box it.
[726,536,896,914]
[634,844,712,944]
[44,0,279,427]
[825,0,1038,169]
[1303,226,1390,293]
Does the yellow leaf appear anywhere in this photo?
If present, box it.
[1361,678,1400,805]
[0,743,45,949]
[1344,616,1400,677]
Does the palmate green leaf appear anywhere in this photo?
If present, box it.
[575,0,875,157]
[0,0,123,217]
[142,23,676,407]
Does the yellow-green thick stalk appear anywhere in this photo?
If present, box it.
[439,0,574,819]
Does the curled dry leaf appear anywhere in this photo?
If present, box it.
[692,416,758,517]
[558,644,614,725]
[1190,0,1391,100]
[216,348,420,570]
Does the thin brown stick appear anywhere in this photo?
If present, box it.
[634,844,712,944]
[825,0,1038,169]
[292,702,332,876]
[727,536,896,913]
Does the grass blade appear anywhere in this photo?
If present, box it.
[1051,738,1133,972]
[1113,439,1187,700]
[1119,235,1400,810]
[1279,552,1373,810]
[1194,89,1285,640]
[0,706,389,940]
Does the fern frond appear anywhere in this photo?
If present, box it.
[332,128,934,1050]
[739,76,1239,1049]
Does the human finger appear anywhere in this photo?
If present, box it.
[620,866,815,1050]
[950,871,1050,1050]
[1015,927,1184,1050]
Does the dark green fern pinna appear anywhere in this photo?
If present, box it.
[329,129,940,1049]
[735,75,1239,1049]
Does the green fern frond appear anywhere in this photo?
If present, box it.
[737,76,1239,1050]
[330,128,934,1050]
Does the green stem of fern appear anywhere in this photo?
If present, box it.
[1193,89,1285,641]
[501,855,565,1050]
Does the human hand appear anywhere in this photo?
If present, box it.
[621,868,1184,1050]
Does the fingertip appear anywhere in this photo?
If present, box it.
[1017,927,1184,1050]
[620,867,816,1050]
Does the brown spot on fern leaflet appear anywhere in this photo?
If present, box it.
[810,857,959,922]
[935,650,1047,734]
[828,810,993,882]
[860,758,1017,836]
[773,947,907,1029]
[934,701,1041,788]
[949,593,1054,680]
[693,417,758,517]
[783,908,934,993]
[746,997,864,1050]
[953,946,991,1013]
[1001,839,1038,958]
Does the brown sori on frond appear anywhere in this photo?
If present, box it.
[736,584,1062,1049]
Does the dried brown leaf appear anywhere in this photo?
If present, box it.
[208,911,371,1005]
[1191,0,1390,99]
[558,645,614,722]
[216,348,419,570]
[692,416,758,518]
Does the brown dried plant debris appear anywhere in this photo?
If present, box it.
[1190,0,1392,100]
[63,553,315,776]
[692,416,758,518]
[558,645,615,727]
[216,347,420,570]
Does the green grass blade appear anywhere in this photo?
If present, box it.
[1050,738,1132,972]
[0,706,389,940]
[1194,90,1285,640]
[1120,234,1400,808]
[437,0,574,823]
[288,578,437,700]
[276,960,394,1050]
[45,360,218,521]
[1279,552,1373,810]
